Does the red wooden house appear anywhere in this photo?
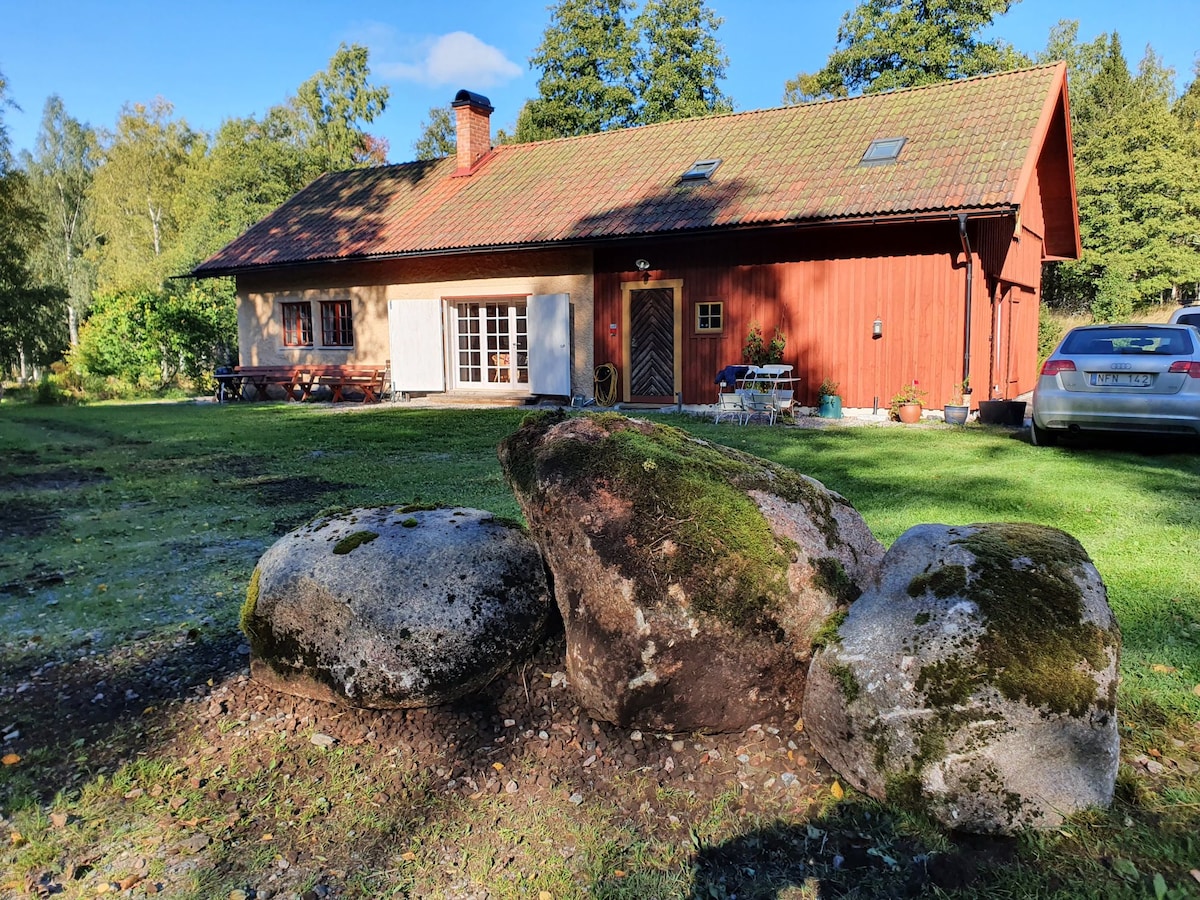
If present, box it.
[193,64,1079,409]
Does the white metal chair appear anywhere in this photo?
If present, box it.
[744,390,779,425]
[713,390,748,425]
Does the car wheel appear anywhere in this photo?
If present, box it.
[1030,421,1058,447]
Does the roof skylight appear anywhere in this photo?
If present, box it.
[682,158,722,181]
[860,137,906,166]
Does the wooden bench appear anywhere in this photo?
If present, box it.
[218,366,314,402]
[311,366,388,403]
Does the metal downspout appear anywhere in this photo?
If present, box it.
[957,214,973,388]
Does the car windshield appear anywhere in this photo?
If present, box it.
[1061,328,1194,356]
[1175,312,1200,328]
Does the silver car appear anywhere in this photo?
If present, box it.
[1168,304,1200,329]
[1031,324,1200,446]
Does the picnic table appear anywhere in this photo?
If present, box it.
[215,365,388,403]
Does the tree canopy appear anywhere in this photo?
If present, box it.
[20,95,98,345]
[0,71,70,372]
[413,106,456,160]
[634,0,733,124]
[517,0,731,141]
[518,0,639,141]
[1040,30,1200,318]
[287,43,390,173]
[784,0,1029,103]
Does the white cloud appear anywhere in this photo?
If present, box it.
[375,31,523,88]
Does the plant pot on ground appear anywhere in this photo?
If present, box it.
[817,377,842,419]
[978,399,1027,427]
[943,380,971,425]
[889,381,927,423]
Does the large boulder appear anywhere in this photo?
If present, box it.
[497,411,883,732]
[242,506,554,708]
[804,522,1120,834]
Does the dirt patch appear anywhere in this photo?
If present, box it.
[0,563,67,596]
[0,498,61,539]
[0,465,109,494]
[1,628,840,897]
[249,475,348,508]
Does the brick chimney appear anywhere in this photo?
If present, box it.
[452,90,493,175]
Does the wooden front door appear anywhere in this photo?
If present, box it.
[628,287,676,402]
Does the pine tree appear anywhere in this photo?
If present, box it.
[634,0,733,124]
[517,0,638,140]
[785,0,1028,103]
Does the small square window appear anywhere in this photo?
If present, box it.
[682,158,722,181]
[320,299,354,347]
[860,137,906,166]
[282,302,312,347]
[696,301,723,334]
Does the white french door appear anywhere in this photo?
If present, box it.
[453,300,529,389]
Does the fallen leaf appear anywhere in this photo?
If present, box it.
[1112,858,1139,880]
[1189,869,1200,885]
[539,892,554,900]
[1151,664,1178,674]
[831,781,844,800]
[259,833,273,842]
[401,851,417,862]
[613,870,627,878]
[50,812,69,828]
[492,762,504,771]
[1193,685,1200,698]
[1,754,20,766]
[118,874,143,890]
[10,831,25,847]
[1148,748,1163,758]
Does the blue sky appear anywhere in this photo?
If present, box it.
[2,0,1197,164]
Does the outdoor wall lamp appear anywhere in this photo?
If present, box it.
[635,259,651,271]
[872,317,883,339]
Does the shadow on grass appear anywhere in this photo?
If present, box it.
[686,804,1022,899]
[0,629,247,810]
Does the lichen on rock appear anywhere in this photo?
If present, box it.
[497,411,883,732]
[804,521,1121,834]
[244,506,555,708]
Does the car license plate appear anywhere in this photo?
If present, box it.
[1090,372,1152,387]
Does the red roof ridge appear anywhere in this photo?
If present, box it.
[471,63,1067,161]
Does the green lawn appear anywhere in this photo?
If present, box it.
[2,400,1198,898]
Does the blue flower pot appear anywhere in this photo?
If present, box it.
[818,395,843,419]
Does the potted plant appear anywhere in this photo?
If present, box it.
[817,377,842,419]
[943,378,970,426]
[890,380,926,423]
[742,322,786,369]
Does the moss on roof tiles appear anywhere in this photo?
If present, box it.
[195,65,1064,272]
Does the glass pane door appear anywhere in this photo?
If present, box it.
[454,301,528,388]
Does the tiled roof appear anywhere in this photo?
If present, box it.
[194,65,1066,275]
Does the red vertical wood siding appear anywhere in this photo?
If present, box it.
[594,217,1026,408]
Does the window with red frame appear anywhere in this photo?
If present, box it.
[282,302,313,347]
[320,300,354,347]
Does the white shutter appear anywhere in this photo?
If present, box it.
[528,293,571,396]
[388,299,445,392]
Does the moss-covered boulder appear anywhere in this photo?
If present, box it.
[804,522,1120,834]
[496,411,883,732]
[243,506,554,708]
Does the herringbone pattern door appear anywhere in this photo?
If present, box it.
[629,288,675,400]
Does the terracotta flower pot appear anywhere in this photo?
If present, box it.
[898,402,922,424]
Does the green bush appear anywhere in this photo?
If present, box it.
[1038,306,1065,363]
